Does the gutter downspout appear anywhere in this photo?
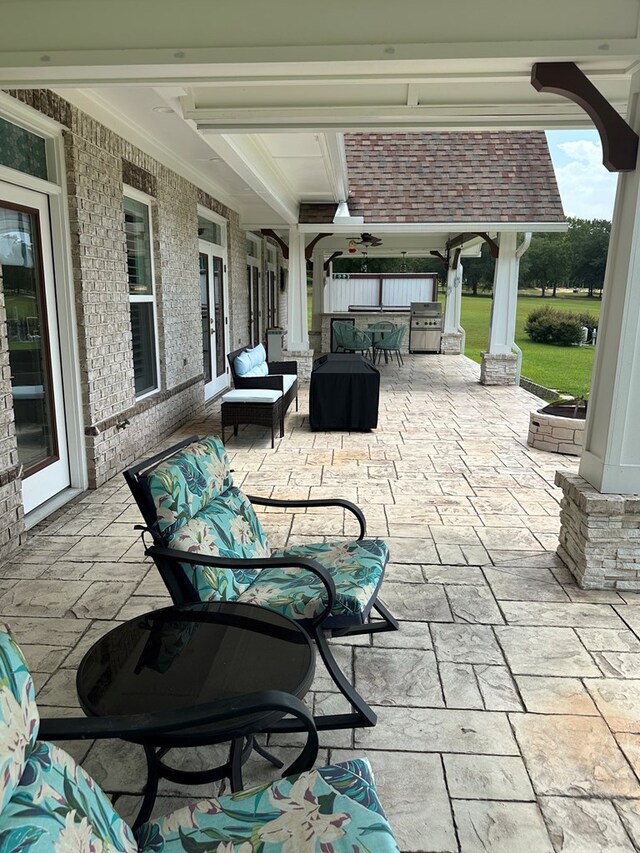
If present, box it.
[512,232,532,384]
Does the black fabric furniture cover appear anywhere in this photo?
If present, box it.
[309,353,380,430]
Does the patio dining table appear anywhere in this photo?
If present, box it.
[76,600,315,828]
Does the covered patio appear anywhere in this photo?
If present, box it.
[4,354,640,851]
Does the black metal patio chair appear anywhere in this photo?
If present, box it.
[123,434,399,732]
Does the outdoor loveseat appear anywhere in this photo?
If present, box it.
[0,624,400,851]
[223,344,298,445]
[124,434,398,731]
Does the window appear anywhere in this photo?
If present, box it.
[124,192,158,397]
[197,215,223,245]
[0,116,48,180]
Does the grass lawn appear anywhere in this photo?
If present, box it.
[460,294,601,397]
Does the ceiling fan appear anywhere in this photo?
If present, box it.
[348,232,383,247]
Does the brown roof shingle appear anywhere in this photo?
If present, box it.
[342,132,565,223]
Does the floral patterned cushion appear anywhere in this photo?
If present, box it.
[135,758,399,853]
[167,486,271,601]
[238,539,388,624]
[1,741,137,852]
[0,627,39,813]
[145,436,233,537]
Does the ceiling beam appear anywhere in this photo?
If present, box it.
[317,132,349,202]
[298,221,567,234]
[187,100,623,133]
[201,132,299,224]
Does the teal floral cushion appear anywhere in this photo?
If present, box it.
[145,436,233,537]
[135,758,399,852]
[239,539,388,623]
[1,741,137,852]
[167,486,271,601]
[0,627,39,813]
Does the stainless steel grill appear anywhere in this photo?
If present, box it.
[409,302,443,353]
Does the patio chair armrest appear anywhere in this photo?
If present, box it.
[39,690,318,777]
[268,361,297,375]
[146,545,337,628]
[247,495,366,540]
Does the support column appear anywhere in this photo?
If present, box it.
[441,260,465,354]
[480,231,519,385]
[556,71,640,590]
[309,248,325,354]
[284,229,313,379]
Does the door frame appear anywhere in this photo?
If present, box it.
[246,234,262,346]
[197,207,229,400]
[266,244,278,328]
[0,96,87,522]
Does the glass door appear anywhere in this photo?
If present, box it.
[0,183,70,512]
[247,262,261,346]
[199,243,229,400]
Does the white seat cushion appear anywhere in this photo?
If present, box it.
[222,389,282,404]
[273,373,296,394]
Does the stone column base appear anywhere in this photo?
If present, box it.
[480,352,518,385]
[556,471,640,590]
[308,330,321,355]
[283,348,314,382]
[440,332,464,355]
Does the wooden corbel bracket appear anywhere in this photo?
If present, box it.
[261,229,289,260]
[531,61,638,172]
[324,251,343,271]
[305,233,333,261]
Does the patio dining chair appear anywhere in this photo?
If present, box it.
[374,323,407,366]
[332,319,355,352]
[0,625,400,851]
[124,434,398,733]
[342,324,374,360]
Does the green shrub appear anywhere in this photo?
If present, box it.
[525,307,585,346]
[576,311,599,333]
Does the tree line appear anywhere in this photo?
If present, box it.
[333,218,611,299]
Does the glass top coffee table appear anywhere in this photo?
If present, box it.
[76,601,315,827]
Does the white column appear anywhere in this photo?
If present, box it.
[443,261,462,333]
[311,247,325,333]
[579,74,640,495]
[487,231,519,353]
[286,228,309,351]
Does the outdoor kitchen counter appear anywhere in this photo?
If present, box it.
[320,311,410,354]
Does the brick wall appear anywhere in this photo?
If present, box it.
[0,89,290,542]
[2,90,252,497]
[0,265,24,558]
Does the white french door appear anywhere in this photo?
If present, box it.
[0,182,70,512]
[199,240,229,400]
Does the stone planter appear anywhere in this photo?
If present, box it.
[527,408,585,456]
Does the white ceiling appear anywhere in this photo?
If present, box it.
[26,0,639,231]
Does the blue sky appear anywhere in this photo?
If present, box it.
[545,130,618,220]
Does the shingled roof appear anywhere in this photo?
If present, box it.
[299,132,565,224]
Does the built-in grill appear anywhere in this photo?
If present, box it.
[409,301,443,353]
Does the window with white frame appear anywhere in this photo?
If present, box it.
[124,191,159,397]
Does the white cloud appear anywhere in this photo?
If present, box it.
[554,140,618,220]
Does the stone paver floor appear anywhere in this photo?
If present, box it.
[3,354,640,851]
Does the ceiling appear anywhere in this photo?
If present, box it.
[14,0,637,233]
